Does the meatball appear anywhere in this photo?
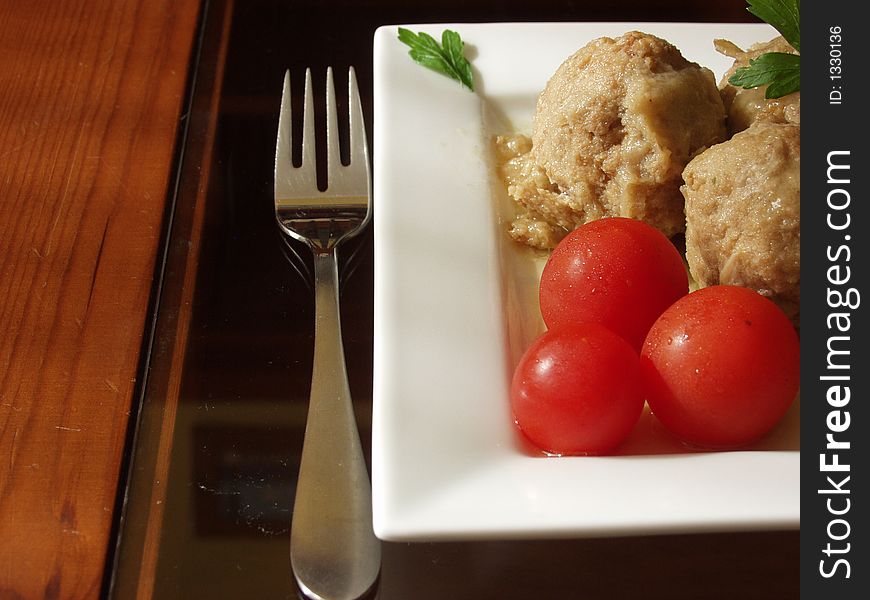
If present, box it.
[682,122,800,321]
[507,31,727,249]
[715,36,800,134]
[496,133,573,249]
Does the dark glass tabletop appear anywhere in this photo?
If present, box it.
[110,1,798,597]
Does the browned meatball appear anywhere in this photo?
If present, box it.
[505,31,727,249]
[682,121,800,321]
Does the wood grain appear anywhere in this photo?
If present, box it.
[0,0,201,597]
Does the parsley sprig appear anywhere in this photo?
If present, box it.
[397,28,475,91]
[728,0,800,99]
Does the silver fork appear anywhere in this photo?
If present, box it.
[275,66,380,600]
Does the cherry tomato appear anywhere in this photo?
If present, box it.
[539,218,688,352]
[640,285,800,449]
[510,323,644,455]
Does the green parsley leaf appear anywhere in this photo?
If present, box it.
[728,0,800,99]
[729,52,800,98]
[397,28,475,91]
[746,0,800,52]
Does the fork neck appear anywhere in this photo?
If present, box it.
[312,250,341,340]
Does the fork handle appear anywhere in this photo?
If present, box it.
[291,250,380,600]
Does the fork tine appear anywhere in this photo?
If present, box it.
[301,68,316,170]
[274,70,292,198]
[347,67,371,193]
[347,67,369,185]
[325,67,342,187]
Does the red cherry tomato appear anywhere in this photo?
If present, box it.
[539,218,688,352]
[640,285,800,449]
[510,323,644,455]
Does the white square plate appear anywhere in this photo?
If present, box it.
[372,22,798,541]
